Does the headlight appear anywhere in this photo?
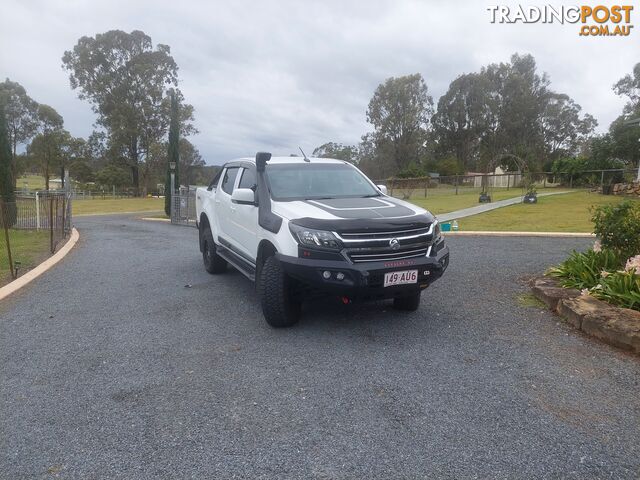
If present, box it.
[432,220,442,242]
[289,224,343,250]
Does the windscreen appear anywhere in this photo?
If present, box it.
[265,163,379,200]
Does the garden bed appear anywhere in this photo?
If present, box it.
[532,199,640,354]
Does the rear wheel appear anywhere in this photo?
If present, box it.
[393,291,421,311]
[202,227,227,274]
[258,256,300,328]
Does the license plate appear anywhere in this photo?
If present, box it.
[383,270,418,287]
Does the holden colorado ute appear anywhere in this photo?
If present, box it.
[195,152,449,327]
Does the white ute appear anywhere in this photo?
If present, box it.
[196,152,449,327]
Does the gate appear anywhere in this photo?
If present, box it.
[171,189,197,227]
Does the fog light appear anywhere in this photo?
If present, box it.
[322,270,331,279]
[336,272,345,281]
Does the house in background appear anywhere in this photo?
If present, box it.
[470,166,522,188]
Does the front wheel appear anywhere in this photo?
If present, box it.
[393,291,421,311]
[258,256,300,328]
[201,227,227,274]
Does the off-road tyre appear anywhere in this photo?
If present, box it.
[258,256,301,328]
[202,227,227,274]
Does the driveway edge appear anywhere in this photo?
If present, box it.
[0,228,80,302]
[530,276,640,355]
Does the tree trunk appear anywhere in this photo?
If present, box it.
[45,152,50,191]
[131,164,139,197]
[12,139,17,189]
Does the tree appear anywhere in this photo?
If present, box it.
[179,138,205,185]
[433,53,596,173]
[62,30,195,196]
[0,79,39,186]
[95,165,131,189]
[431,73,493,171]
[366,74,433,174]
[165,91,179,216]
[312,142,358,163]
[28,104,64,190]
[0,103,16,223]
[613,62,640,116]
[540,93,596,165]
[608,63,640,172]
[69,159,94,183]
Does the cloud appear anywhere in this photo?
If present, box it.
[0,0,636,164]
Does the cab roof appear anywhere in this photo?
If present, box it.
[230,156,347,166]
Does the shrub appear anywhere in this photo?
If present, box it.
[591,201,640,259]
[548,248,624,290]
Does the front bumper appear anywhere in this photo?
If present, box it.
[277,244,449,301]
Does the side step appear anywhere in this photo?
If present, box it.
[216,244,256,282]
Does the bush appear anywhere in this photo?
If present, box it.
[548,249,624,290]
[590,269,640,311]
[591,201,640,259]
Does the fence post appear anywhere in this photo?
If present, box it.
[49,195,54,253]
[600,170,605,189]
[35,191,40,230]
[424,180,427,198]
[455,175,459,195]
[0,200,16,280]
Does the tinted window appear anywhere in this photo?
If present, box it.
[265,163,378,200]
[221,167,239,195]
[238,168,257,190]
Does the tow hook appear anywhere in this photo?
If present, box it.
[340,296,351,305]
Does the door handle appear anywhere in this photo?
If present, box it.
[230,206,237,212]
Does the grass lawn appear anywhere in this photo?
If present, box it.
[16,174,49,190]
[452,191,638,232]
[407,187,566,215]
[0,230,51,285]
[73,197,164,215]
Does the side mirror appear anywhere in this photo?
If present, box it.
[377,184,388,195]
[231,188,256,205]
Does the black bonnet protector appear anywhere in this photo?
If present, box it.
[292,196,434,233]
[305,196,416,219]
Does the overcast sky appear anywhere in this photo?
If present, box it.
[1,0,636,164]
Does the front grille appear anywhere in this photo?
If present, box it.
[335,225,434,263]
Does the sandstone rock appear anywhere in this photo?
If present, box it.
[557,295,614,329]
[582,307,640,354]
[530,277,580,311]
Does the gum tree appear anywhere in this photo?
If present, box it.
[62,30,195,196]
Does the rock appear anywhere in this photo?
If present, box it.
[612,181,640,198]
[582,307,640,354]
[530,277,580,311]
[557,295,614,329]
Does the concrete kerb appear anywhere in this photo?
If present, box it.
[0,228,80,302]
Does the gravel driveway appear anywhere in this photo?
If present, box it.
[1,215,638,479]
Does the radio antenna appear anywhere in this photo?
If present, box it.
[299,147,310,162]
